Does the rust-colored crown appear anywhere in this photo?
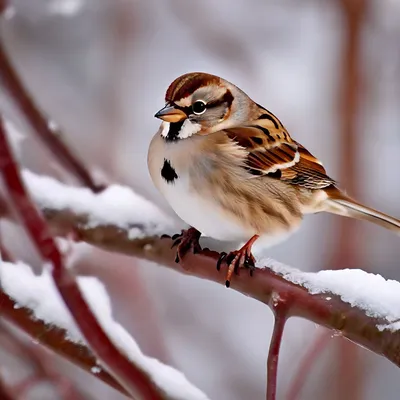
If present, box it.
[165,72,221,103]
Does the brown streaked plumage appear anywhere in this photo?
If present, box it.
[148,72,400,287]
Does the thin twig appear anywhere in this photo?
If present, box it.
[0,195,9,219]
[266,296,289,400]
[0,0,7,14]
[0,229,13,262]
[0,375,14,400]
[0,322,89,400]
[0,11,103,192]
[0,116,164,399]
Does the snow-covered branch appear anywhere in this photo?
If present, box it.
[12,169,400,371]
[0,283,125,395]
[0,260,210,400]
[0,116,208,400]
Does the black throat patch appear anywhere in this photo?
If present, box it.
[164,121,185,142]
[161,159,178,183]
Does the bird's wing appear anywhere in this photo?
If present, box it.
[224,115,335,190]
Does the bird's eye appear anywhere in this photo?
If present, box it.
[192,100,206,115]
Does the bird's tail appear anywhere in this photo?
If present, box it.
[324,187,400,234]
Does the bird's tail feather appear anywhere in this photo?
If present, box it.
[325,188,400,234]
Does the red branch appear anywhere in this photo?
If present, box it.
[48,209,400,364]
[266,297,289,400]
[0,13,103,192]
[0,116,164,399]
[0,376,14,400]
[0,289,126,396]
[0,230,13,262]
[267,316,286,400]
[0,322,89,400]
[0,0,7,14]
[2,194,400,396]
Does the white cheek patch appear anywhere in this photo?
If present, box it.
[159,120,201,140]
[179,120,201,139]
[160,122,170,138]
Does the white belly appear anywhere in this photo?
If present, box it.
[160,172,252,241]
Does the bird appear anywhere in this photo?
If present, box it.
[147,72,400,287]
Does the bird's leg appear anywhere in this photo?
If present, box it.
[171,227,202,263]
[217,234,259,288]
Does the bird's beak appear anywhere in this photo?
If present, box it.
[154,104,187,123]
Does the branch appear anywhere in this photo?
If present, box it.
[17,171,400,372]
[0,10,103,193]
[0,288,126,396]
[0,259,210,400]
[0,322,91,400]
[0,116,165,399]
[0,375,14,400]
[0,230,13,262]
[0,0,7,15]
[266,297,289,400]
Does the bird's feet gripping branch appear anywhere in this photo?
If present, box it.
[166,227,202,264]
[217,235,259,288]
[164,228,259,287]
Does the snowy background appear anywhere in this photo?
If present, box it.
[1,0,400,399]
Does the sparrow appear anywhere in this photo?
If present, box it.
[147,72,400,287]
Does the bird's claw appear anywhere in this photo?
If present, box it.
[171,228,202,264]
[171,237,182,249]
[216,252,227,271]
[216,235,259,288]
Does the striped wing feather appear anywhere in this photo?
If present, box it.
[224,108,335,189]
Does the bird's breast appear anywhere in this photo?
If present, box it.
[148,133,253,241]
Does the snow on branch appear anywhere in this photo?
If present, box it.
[0,116,207,400]
[23,169,178,239]
[0,283,125,395]
[0,260,210,400]
[15,169,400,370]
[270,262,400,331]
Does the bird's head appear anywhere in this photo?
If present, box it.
[155,72,256,141]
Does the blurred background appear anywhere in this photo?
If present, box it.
[1,0,400,399]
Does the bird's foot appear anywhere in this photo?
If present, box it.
[170,227,202,263]
[217,235,259,288]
